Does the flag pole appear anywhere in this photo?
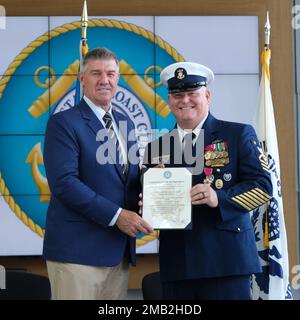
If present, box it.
[263,11,271,150]
[263,12,271,247]
[80,1,88,98]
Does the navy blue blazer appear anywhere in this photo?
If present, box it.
[144,113,272,281]
[43,99,140,267]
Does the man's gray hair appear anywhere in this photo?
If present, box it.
[82,47,119,72]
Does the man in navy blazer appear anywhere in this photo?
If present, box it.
[143,62,272,299]
[43,48,152,300]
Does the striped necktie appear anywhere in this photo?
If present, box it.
[103,112,127,175]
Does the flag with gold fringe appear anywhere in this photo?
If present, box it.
[251,13,292,300]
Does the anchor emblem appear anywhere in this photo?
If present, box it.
[25,142,50,202]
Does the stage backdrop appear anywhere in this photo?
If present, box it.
[0,15,258,255]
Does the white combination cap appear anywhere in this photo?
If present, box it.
[160,61,214,93]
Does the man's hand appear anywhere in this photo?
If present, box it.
[190,183,218,208]
[116,209,153,238]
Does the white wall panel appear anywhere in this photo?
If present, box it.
[155,16,259,74]
[210,74,259,125]
[0,17,49,75]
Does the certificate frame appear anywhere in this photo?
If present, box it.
[142,168,192,230]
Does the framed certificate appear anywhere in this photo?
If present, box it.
[142,168,192,229]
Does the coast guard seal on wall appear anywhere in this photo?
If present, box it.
[0,18,184,249]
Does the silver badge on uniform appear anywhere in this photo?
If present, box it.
[223,173,232,181]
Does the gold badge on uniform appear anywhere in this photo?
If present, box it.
[215,179,223,189]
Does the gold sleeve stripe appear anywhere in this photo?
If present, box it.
[231,187,272,211]
[248,189,266,198]
[248,189,271,203]
[250,192,267,204]
[231,197,252,211]
[233,195,253,208]
[238,194,259,207]
[250,191,270,203]
[236,195,258,210]
[241,193,261,206]
[245,189,269,203]
[252,188,272,200]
